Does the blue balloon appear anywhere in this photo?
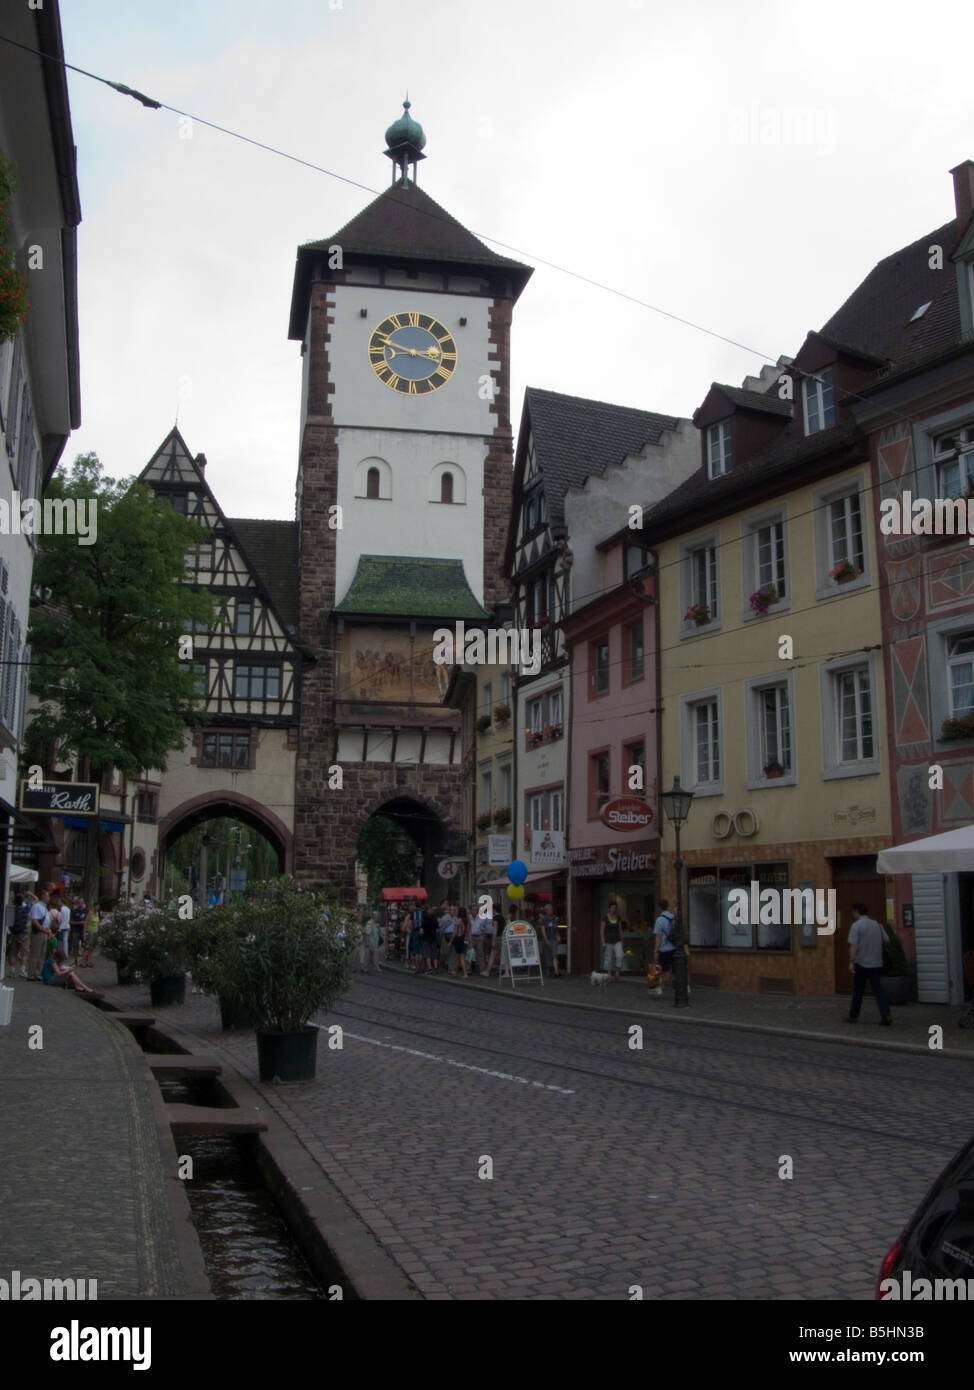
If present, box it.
[507,859,528,886]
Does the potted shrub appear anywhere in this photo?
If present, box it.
[493,807,511,828]
[763,758,785,779]
[476,811,493,832]
[684,602,711,626]
[749,583,778,615]
[475,714,492,734]
[185,905,258,1030]
[208,876,351,1083]
[492,703,511,724]
[829,559,861,585]
[882,921,912,1006]
[125,903,189,1006]
[98,900,151,986]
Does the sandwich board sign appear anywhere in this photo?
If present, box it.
[501,920,543,989]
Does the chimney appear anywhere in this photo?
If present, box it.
[950,160,974,235]
[194,452,207,473]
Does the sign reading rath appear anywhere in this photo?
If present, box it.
[501,920,544,989]
[531,829,566,866]
[19,781,100,817]
[600,797,654,832]
[487,834,512,866]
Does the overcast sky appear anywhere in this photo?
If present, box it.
[58,0,972,520]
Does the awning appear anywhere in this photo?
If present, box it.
[9,864,39,883]
[479,870,567,888]
[380,887,428,902]
[0,806,58,854]
[64,814,132,831]
[876,824,974,874]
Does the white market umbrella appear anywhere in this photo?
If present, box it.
[8,864,39,884]
[876,824,974,874]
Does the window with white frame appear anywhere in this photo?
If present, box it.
[482,680,493,717]
[828,490,864,574]
[803,367,836,434]
[947,633,974,717]
[527,787,564,834]
[754,519,786,597]
[686,697,721,786]
[687,543,719,623]
[526,696,544,733]
[498,760,512,812]
[479,765,492,814]
[708,421,733,478]
[836,667,874,761]
[547,687,563,727]
[755,681,792,775]
[934,425,974,499]
[500,670,512,704]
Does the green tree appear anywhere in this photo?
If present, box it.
[356,816,418,902]
[27,452,214,901]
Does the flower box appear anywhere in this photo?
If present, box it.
[476,812,493,831]
[749,584,778,615]
[941,715,974,741]
[492,807,511,828]
[684,603,711,626]
[526,730,545,749]
[763,760,785,779]
[829,560,862,585]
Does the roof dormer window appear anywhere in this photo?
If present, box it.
[802,368,836,434]
[708,420,733,478]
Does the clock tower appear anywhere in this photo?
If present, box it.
[289,104,532,893]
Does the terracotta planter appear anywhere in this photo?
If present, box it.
[764,769,784,780]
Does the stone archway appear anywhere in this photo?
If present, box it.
[157,791,293,898]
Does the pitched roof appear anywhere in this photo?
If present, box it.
[289,181,532,337]
[228,519,299,631]
[524,387,681,526]
[819,220,963,373]
[335,556,488,620]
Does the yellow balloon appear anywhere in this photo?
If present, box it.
[506,885,524,900]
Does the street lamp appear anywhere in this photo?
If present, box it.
[660,775,694,1007]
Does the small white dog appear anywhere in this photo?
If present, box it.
[590,970,609,986]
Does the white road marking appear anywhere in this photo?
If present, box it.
[339,1030,575,1094]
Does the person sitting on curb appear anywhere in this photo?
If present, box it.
[42,949,101,997]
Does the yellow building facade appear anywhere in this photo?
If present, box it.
[653,450,892,995]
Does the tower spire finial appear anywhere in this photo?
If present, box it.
[384,98,426,187]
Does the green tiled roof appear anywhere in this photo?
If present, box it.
[335,556,488,620]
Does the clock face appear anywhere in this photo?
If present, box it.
[367,311,458,394]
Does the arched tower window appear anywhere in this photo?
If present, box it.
[440,471,454,504]
[366,466,380,499]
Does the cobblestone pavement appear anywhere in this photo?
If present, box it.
[101,962,974,1301]
[0,977,199,1298]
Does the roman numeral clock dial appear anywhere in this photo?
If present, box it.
[368,312,458,393]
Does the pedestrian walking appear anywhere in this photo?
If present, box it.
[470,902,491,974]
[69,897,87,963]
[421,906,439,974]
[364,911,384,972]
[654,900,677,992]
[55,897,71,959]
[7,893,30,976]
[846,902,892,1025]
[438,903,455,971]
[600,901,626,980]
[27,891,51,980]
[538,909,560,976]
[451,907,470,977]
[80,902,100,968]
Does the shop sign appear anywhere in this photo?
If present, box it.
[568,840,656,878]
[501,920,543,988]
[600,797,653,832]
[437,859,459,879]
[531,829,566,865]
[488,834,512,865]
[19,780,100,817]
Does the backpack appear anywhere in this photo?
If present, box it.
[664,914,684,949]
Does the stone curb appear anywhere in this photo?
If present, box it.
[384,964,974,1063]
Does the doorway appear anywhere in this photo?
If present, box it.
[832,878,887,993]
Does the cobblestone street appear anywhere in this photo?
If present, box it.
[106,967,972,1301]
